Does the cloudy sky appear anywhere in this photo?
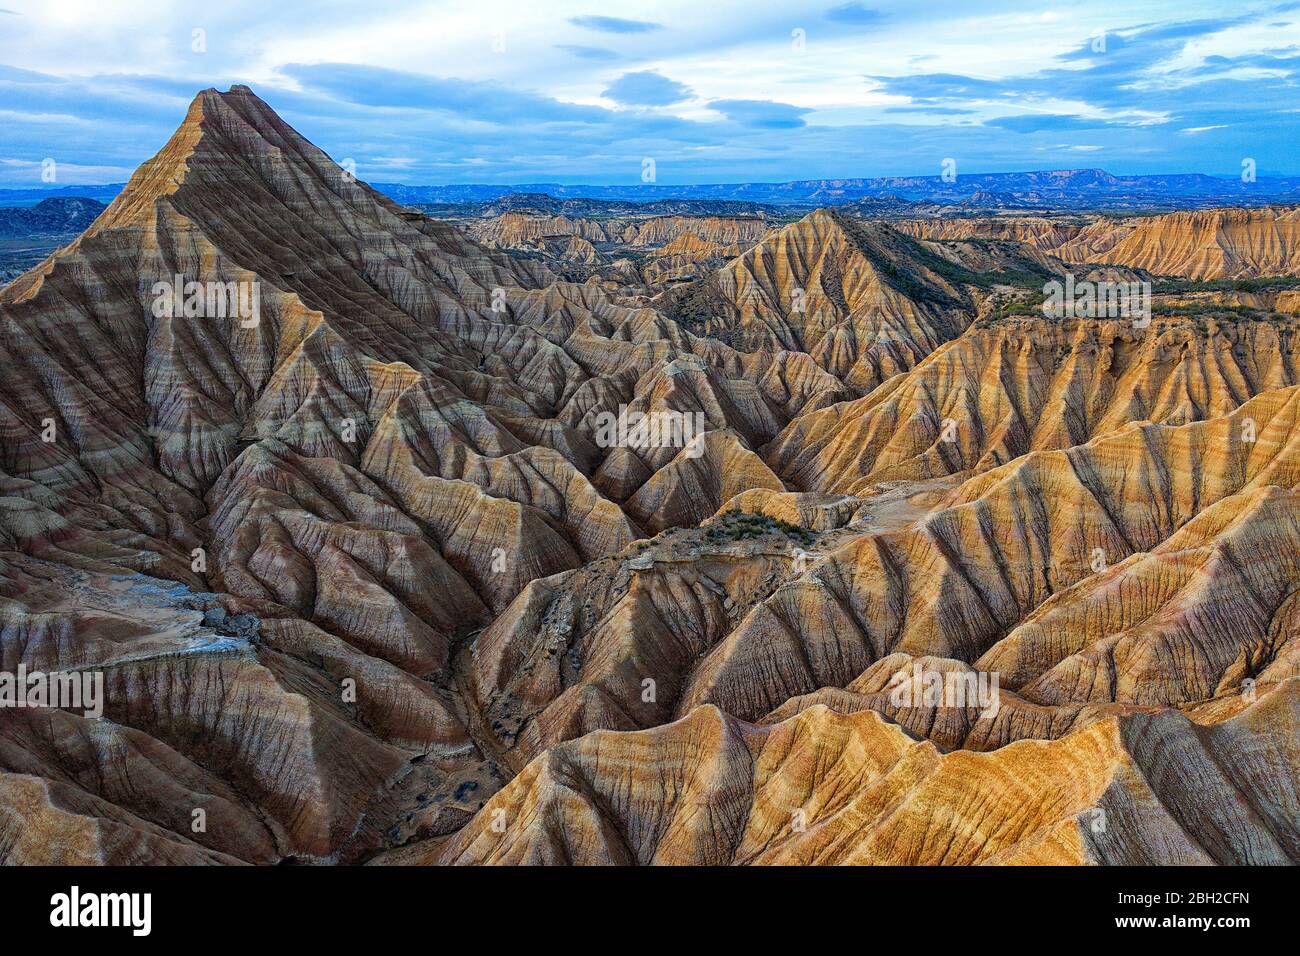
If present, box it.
[0,0,1297,186]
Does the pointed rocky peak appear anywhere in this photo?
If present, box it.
[87,85,377,238]
[725,206,976,309]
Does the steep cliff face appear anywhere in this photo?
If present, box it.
[892,215,1088,248]
[685,386,1300,727]
[469,212,615,246]
[896,206,1300,279]
[0,89,626,862]
[620,215,770,248]
[0,554,491,864]
[1,87,1297,867]
[1060,206,1300,279]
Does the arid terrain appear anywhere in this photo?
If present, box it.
[0,87,1296,866]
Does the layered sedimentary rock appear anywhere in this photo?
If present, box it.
[0,554,492,864]
[469,212,615,247]
[457,383,1300,772]
[685,386,1300,724]
[2,86,1297,867]
[765,316,1300,494]
[620,215,770,248]
[466,212,772,292]
[669,210,975,392]
[1058,206,1300,279]
[897,206,1300,279]
[421,683,1300,865]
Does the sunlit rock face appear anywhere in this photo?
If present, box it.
[1,87,1297,866]
[897,205,1300,280]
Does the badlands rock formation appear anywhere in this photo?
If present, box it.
[1,87,1297,866]
[668,209,976,391]
[897,205,1300,279]
[468,210,774,291]
[424,688,1300,866]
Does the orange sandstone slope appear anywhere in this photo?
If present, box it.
[1057,206,1300,279]
[422,685,1299,866]
[897,205,1300,279]
[764,315,1300,494]
[451,383,1300,772]
[666,209,976,392]
[0,87,834,862]
[1,86,1298,866]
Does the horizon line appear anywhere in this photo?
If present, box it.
[3,166,1298,194]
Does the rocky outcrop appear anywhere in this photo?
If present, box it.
[2,86,1296,868]
[897,206,1300,279]
[621,215,769,248]
[1058,206,1300,279]
[422,682,1300,865]
[765,316,1300,494]
[469,212,614,246]
[670,210,974,392]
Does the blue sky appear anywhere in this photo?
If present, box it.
[0,0,1297,186]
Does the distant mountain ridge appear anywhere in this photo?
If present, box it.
[0,197,105,238]
[0,197,108,283]
[431,192,788,219]
[5,167,1299,211]
[380,169,1300,209]
[0,185,122,208]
